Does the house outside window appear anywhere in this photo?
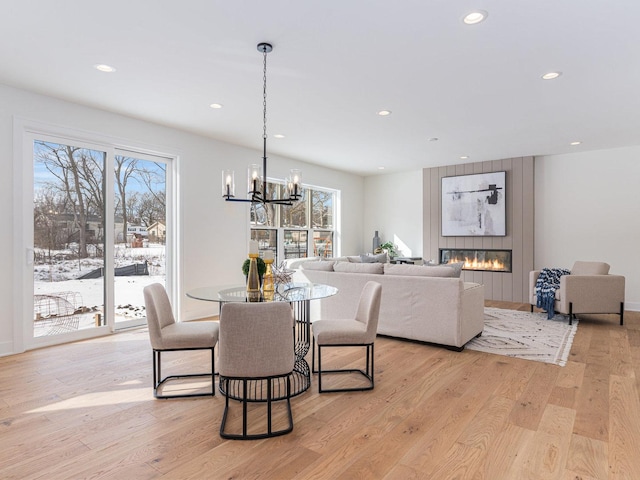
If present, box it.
[250,181,337,264]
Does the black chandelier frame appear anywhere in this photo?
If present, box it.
[223,42,302,206]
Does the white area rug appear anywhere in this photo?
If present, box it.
[466,307,578,366]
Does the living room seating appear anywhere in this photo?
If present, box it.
[529,261,625,325]
[218,302,295,440]
[143,283,219,399]
[298,261,485,350]
[312,281,382,393]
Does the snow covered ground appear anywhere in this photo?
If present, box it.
[33,244,165,335]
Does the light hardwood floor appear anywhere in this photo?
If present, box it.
[1,302,639,479]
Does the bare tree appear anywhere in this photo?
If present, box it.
[35,142,105,258]
[114,156,139,244]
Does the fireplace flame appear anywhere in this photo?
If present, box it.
[449,255,507,272]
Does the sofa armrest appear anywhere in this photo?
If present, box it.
[558,274,625,314]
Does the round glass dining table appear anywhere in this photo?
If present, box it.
[187,282,338,398]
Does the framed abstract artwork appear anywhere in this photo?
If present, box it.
[441,171,506,236]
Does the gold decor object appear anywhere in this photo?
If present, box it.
[246,241,261,302]
[262,250,275,301]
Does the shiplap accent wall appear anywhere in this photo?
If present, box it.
[423,157,534,302]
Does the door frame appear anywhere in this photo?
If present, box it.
[13,117,179,353]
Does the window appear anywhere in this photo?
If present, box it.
[250,182,337,263]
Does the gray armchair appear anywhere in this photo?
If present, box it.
[529,261,625,325]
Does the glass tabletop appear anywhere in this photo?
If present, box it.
[186,282,338,303]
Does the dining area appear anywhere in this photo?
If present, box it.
[143,246,382,441]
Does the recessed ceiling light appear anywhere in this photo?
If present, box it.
[209,103,223,109]
[377,110,392,116]
[542,71,562,80]
[94,64,116,73]
[463,10,488,25]
[273,134,285,138]
[378,166,385,170]
[570,141,581,146]
[460,156,469,159]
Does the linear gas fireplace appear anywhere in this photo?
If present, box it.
[440,248,512,273]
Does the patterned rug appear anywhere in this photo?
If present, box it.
[466,307,578,366]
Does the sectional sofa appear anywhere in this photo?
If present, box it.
[295,260,485,351]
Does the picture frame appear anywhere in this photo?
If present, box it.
[441,171,506,236]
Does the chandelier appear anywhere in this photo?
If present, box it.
[222,42,302,205]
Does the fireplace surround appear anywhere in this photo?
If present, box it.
[440,248,512,273]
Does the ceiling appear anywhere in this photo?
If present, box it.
[2,1,640,176]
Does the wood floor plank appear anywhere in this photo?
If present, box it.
[508,362,560,431]
[573,363,609,442]
[609,374,640,478]
[565,433,608,480]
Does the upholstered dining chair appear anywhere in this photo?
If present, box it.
[218,302,295,440]
[143,283,219,399]
[312,281,382,393]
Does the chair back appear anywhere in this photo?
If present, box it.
[355,281,382,342]
[218,302,295,378]
[143,283,176,350]
[571,261,610,275]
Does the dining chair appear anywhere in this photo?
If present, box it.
[143,283,219,399]
[312,281,382,393]
[218,302,295,440]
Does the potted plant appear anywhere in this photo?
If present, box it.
[242,257,267,283]
[375,241,398,259]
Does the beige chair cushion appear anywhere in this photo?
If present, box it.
[571,261,610,275]
[143,283,219,351]
[313,281,382,345]
[218,302,294,378]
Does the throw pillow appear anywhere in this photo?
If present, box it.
[443,261,464,277]
[360,252,388,263]
[346,255,362,263]
[334,262,384,274]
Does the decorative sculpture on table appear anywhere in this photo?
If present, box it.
[272,262,294,289]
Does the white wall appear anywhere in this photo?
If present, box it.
[363,170,423,258]
[535,148,640,310]
[0,83,364,355]
[366,152,640,311]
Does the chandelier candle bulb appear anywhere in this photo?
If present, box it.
[222,170,235,198]
[248,164,262,196]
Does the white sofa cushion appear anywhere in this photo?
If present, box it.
[384,263,457,277]
[334,262,384,274]
[302,260,335,271]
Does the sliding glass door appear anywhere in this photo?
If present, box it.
[21,125,174,349]
[113,151,167,329]
[33,139,107,338]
